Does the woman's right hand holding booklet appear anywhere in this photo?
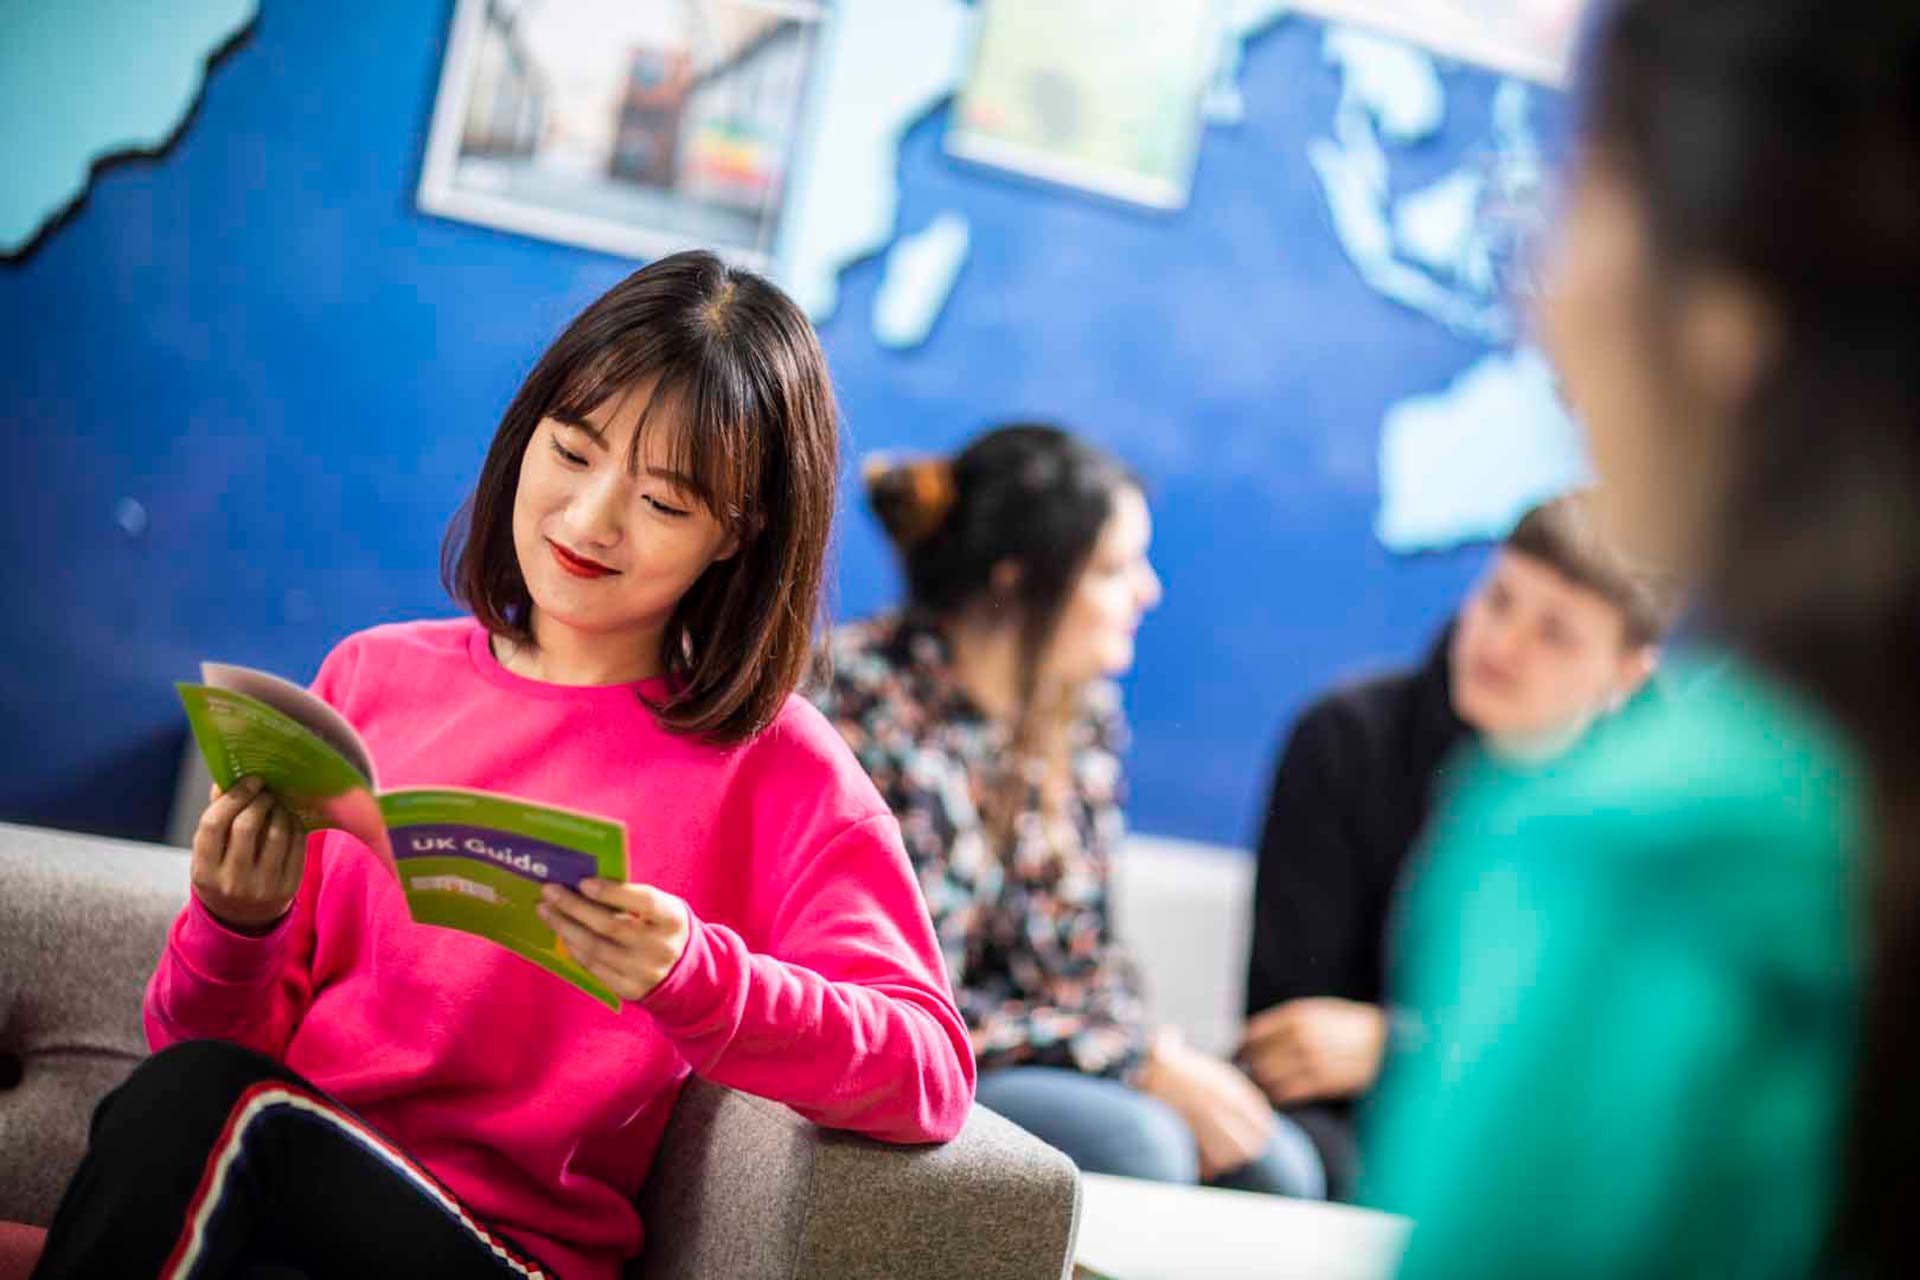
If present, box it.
[192,775,309,935]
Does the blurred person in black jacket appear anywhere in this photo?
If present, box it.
[1240,494,1678,1197]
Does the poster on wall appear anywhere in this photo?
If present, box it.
[1288,0,1589,85]
[418,0,826,266]
[945,0,1218,211]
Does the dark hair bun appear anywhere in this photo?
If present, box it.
[864,454,957,550]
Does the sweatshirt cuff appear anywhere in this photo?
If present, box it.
[637,905,728,1033]
[174,894,294,987]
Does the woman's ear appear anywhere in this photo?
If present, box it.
[1612,643,1662,709]
[990,559,1023,598]
[968,559,1027,624]
[712,510,761,564]
[1677,273,1777,424]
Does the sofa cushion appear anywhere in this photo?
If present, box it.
[0,824,188,1225]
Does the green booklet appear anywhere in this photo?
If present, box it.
[177,663,631,1010]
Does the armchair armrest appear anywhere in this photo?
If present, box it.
[633,1077,1080,1280]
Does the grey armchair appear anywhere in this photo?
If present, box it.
[0,823,1080,1279]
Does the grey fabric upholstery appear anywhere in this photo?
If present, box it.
[0,822,1080,1278]
[0,824,181,1226]
[636,1077,1081,1280]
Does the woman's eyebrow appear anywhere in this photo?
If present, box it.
[551,409,702,491]
[644,466,701,490]
[549,409,608,446]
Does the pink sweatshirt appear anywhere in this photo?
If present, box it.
[147,618,976,1279]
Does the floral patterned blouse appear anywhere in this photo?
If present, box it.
[809,611,1151,1080]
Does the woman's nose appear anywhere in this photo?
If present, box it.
[563,475,625,547]
[1481,618,1523,665]
[1139,562,1164,610]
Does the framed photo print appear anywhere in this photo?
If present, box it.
[419,0,828,266]
[945,0,1217,211]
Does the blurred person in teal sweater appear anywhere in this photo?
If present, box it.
[1363,1,1920,1275]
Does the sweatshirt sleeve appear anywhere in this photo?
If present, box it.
[1247,698,1371,1016]
[1365,762,1858,1277]
[638,812,977,1145]
[144,638,361,1057]
[144,848,324,1057]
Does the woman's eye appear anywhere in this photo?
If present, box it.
[644,495,691,518]
[551,440,588,467]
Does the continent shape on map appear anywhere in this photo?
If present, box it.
[1376,344,1590,551]
[1307,27,1517,343]
[1204,0,1298,124]
[3,0,257,255]
[773,0,976,324]
[872,212,972,350]
[1304,27,1585,550]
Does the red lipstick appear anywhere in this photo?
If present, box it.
[547,539,616,579]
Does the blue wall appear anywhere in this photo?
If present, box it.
[1,3,1553,848]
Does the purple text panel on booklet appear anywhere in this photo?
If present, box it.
[390,823,599,888]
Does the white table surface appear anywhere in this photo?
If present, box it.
[1074,1174,1411,1280]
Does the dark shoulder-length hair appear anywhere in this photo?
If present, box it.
[1586,1,1920,1270]
[865,424,1141,848]
[442,250,838,745]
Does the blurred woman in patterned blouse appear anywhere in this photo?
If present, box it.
[812,424,1325,1197]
